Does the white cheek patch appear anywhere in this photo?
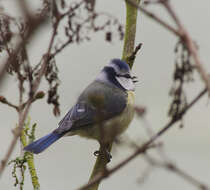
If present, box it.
[116,76,135,91]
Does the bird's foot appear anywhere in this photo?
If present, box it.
[94,150,100,157]
[93,149,112,163]
[105,150,112,162]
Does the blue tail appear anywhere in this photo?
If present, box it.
[24,132,63,154]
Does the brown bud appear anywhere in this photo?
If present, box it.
[35,91,45,100]
[53,106,60,117]
[105,32,112,42]
[0,96,7,103]
[135,106,146,117]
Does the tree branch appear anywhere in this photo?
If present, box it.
[143,153,210,190]
[122,0,141,67]
[0,96,19,111]
[161,0,210,95]
[20,119,40,190]
[85,1,140,190]
[125,0,210,96]
[0,11,53,178]
[125,0,181,36]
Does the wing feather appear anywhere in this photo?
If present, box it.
[56,81,127,134]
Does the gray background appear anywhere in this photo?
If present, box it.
[1,0,210,189]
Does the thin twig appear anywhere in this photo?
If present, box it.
[144,154,210,190]
[0,13,54,178]
[127,43,143,65]
[60,0,85,19]
[33,0,84,72]
[138,112,209,189]
[160,0,210,95]
[125,0,181,36]
[126,0,210,96]
[0,96,19,111]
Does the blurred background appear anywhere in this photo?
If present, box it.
[1,0,210,189]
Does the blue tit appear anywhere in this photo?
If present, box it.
[24,59,137,155]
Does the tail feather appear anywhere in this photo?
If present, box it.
[24,132,62,154]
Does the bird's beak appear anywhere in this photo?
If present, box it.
[132,76,138,83]
[116,75,135,91]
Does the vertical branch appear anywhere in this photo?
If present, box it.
[86,1,140,190]
[122,0,140,68]
[87,143,112,190]
[20,119,40,190]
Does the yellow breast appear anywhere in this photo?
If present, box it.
[114,90,135,133]
[127,91,135,106]
[76,90,135,142]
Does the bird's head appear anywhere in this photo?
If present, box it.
[97,59,137,91]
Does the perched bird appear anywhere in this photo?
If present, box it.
[24,59,137,158]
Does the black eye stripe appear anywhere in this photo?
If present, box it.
[116,74,131,78]
[124,74,131,78]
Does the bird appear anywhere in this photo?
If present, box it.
[24,58,137,159]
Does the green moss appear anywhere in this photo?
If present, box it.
[122,0,140,69]
[20,118,40,190]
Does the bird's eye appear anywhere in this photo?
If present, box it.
[123,74,131,78]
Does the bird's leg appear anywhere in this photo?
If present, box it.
[104,149,112,162]
[94,143,112,163]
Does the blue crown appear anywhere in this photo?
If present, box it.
[111,59,130,71]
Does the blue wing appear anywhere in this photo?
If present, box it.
[24,81,127,154]
[55,81,127,134]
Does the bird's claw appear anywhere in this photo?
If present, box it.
[105,150,112,162]
[94,150,100,157]
[93,149,112,163]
